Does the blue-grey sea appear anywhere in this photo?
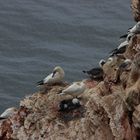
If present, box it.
[0,0,134,112]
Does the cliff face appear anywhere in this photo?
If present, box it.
[132,0,140,21]
[1,2,140,140]
[1,37,140,140]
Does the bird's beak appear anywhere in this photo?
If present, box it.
[52,71,56,77]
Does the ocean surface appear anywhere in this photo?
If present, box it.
[0,0,134,112]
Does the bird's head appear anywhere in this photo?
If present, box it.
[52,66,65,77]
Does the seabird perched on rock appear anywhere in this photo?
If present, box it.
[37,66,65,86]
[118,40,129,49]
[59,98,81,112]
[0,107,17,120]
[59,81,86,98]
[83,59,105,81]
[120,21,140,40]
[109,40,129,56]
[109,46,126,56]
[83,67,104,81]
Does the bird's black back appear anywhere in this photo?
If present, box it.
[59,99,81,112]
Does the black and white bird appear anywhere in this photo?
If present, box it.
[0,107,17,120]
[59,81,86,98]
[83,67,104,81]
[59,98,81,112]
[109,40,129,56]
[37,66,65,86]
[120,21,140,40]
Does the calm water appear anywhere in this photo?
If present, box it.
[0,0,133,112]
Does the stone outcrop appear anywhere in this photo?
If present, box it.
[0,35,140,139]
[131,0,140,22]
[1,1,140,140]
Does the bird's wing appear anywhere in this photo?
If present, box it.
[37,80,44,85]
[0,109,11,118]
[120,34,128,39]
[63,83,80,94]
[128,27,132,31]
[44,73,53,83]
[130,24,137,33]
[90,68,103,75]
[118,41,128,49]
[118,46,127,53]
[109,48,118,54]
[44,72,62,84]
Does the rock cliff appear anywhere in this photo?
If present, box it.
[132,0,140,21]
[1,2,140,140]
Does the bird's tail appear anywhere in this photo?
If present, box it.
[120,34,127,39]
[82,70,87,73]
[83,70,88,73]
[0,117,6,120]
[37,80,44,85]
[109,48,117,54]
[83,70,91,75]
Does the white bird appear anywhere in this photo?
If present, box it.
[0,107,17,120]
[129,22,140,34]
[118,40,129,49]
[109,40,129,56]
[59,81,86,98]
[37,66,65,86]
[120,21,140,40]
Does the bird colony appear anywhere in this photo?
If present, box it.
[0,22,140,139]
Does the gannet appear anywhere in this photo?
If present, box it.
[59,98,81,112]
[37,66,65,85]
[120,21,140,40]
[0,107,17,120]
[83,67,104,81]
[59,81,86,97]
[109,40,129,56]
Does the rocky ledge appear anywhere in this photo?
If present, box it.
[1,2,140,140]
[132,0,140,22]
[0,37,140,140]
